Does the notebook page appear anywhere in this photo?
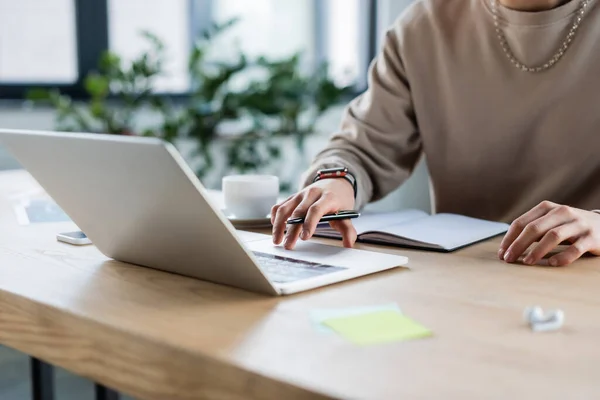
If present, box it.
[359,232,440,249]
[377,214,509,250]
[353,210,429,234]
[315,210,428,236]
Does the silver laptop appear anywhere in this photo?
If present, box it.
[0,129,407,295]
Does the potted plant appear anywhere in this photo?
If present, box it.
[27,22,353,190]
[28,32,169,138]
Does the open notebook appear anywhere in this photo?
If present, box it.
[314,210,510,252]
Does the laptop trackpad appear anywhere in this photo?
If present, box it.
[246,238,408,281]
[234,230,272,243]
[252,251,347,283]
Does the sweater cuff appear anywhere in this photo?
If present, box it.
[299,156,373,210]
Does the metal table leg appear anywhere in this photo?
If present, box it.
[95,384,120,400]
[30,357,54,400]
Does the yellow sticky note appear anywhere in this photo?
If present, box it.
[322,310,432,345]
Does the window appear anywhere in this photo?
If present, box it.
[212,0,316,62]
[108,0,191,92]
[326,0,363,87]
[0,0,375,98]
[0,0,78,84]
[212,0,368,88]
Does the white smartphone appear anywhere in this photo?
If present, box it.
[56,231,92,246]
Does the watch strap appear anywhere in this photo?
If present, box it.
[313,167,358,199]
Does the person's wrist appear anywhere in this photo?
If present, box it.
[330,176,355,195]
[311,178,355,207]
[312,167,357,198]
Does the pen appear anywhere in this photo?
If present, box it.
[286,210,360,225]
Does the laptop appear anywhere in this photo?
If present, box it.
[0,129,408,295]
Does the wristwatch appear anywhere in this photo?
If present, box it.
[313,167,358,198]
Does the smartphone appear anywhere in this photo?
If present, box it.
[56,231,92,246]
[286,210,360,225]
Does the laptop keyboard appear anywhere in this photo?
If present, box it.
[253,251,347,283]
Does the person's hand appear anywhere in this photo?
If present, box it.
[271,179,357,250]
[499,201,600,266]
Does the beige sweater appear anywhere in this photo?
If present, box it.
[304,0,600,223]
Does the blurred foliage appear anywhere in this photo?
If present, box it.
[28,21,352,182]
[28,32,167,137]
[239,54,350,155]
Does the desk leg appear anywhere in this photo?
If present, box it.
[30,357,54,400]
[95,384,120,400]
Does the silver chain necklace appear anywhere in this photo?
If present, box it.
[491,0,591,72]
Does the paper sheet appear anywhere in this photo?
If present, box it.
[315,210,428,236]
[310,304,402,334]
[381,213,509,250]
[352,210,429,234]
[322,309,432,345]
[13,198,71,225]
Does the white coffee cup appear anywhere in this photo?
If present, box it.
[222,175,279,219]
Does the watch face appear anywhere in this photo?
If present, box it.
[320,167,348,174]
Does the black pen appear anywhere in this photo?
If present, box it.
[286,210,360,225]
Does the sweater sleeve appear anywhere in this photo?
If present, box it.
[300,23,423,210]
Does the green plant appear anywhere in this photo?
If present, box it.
[28,32,168,138]
[239,54,351,156]
[221,53,351,185]
[27,23,353,186]
[182,19,250,177]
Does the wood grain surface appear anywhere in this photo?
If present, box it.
[1,170,600,399]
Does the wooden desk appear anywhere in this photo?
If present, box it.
[2,169,600,399]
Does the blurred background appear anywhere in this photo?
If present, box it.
[0,0,428,397]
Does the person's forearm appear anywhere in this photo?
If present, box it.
[302,25,423,209]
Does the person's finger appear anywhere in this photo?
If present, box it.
[290,188,323,220]
[283,223,303,250]
[301,197,337,241]
[272,195,302,244]
[504,205,576,263]
[270,194,295,225]
[522,221,587,265]
[283,190,325,249]
[270,204,281,226]
[548,235,594,266]
[499,201,557,259]
[329,219,358,248]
